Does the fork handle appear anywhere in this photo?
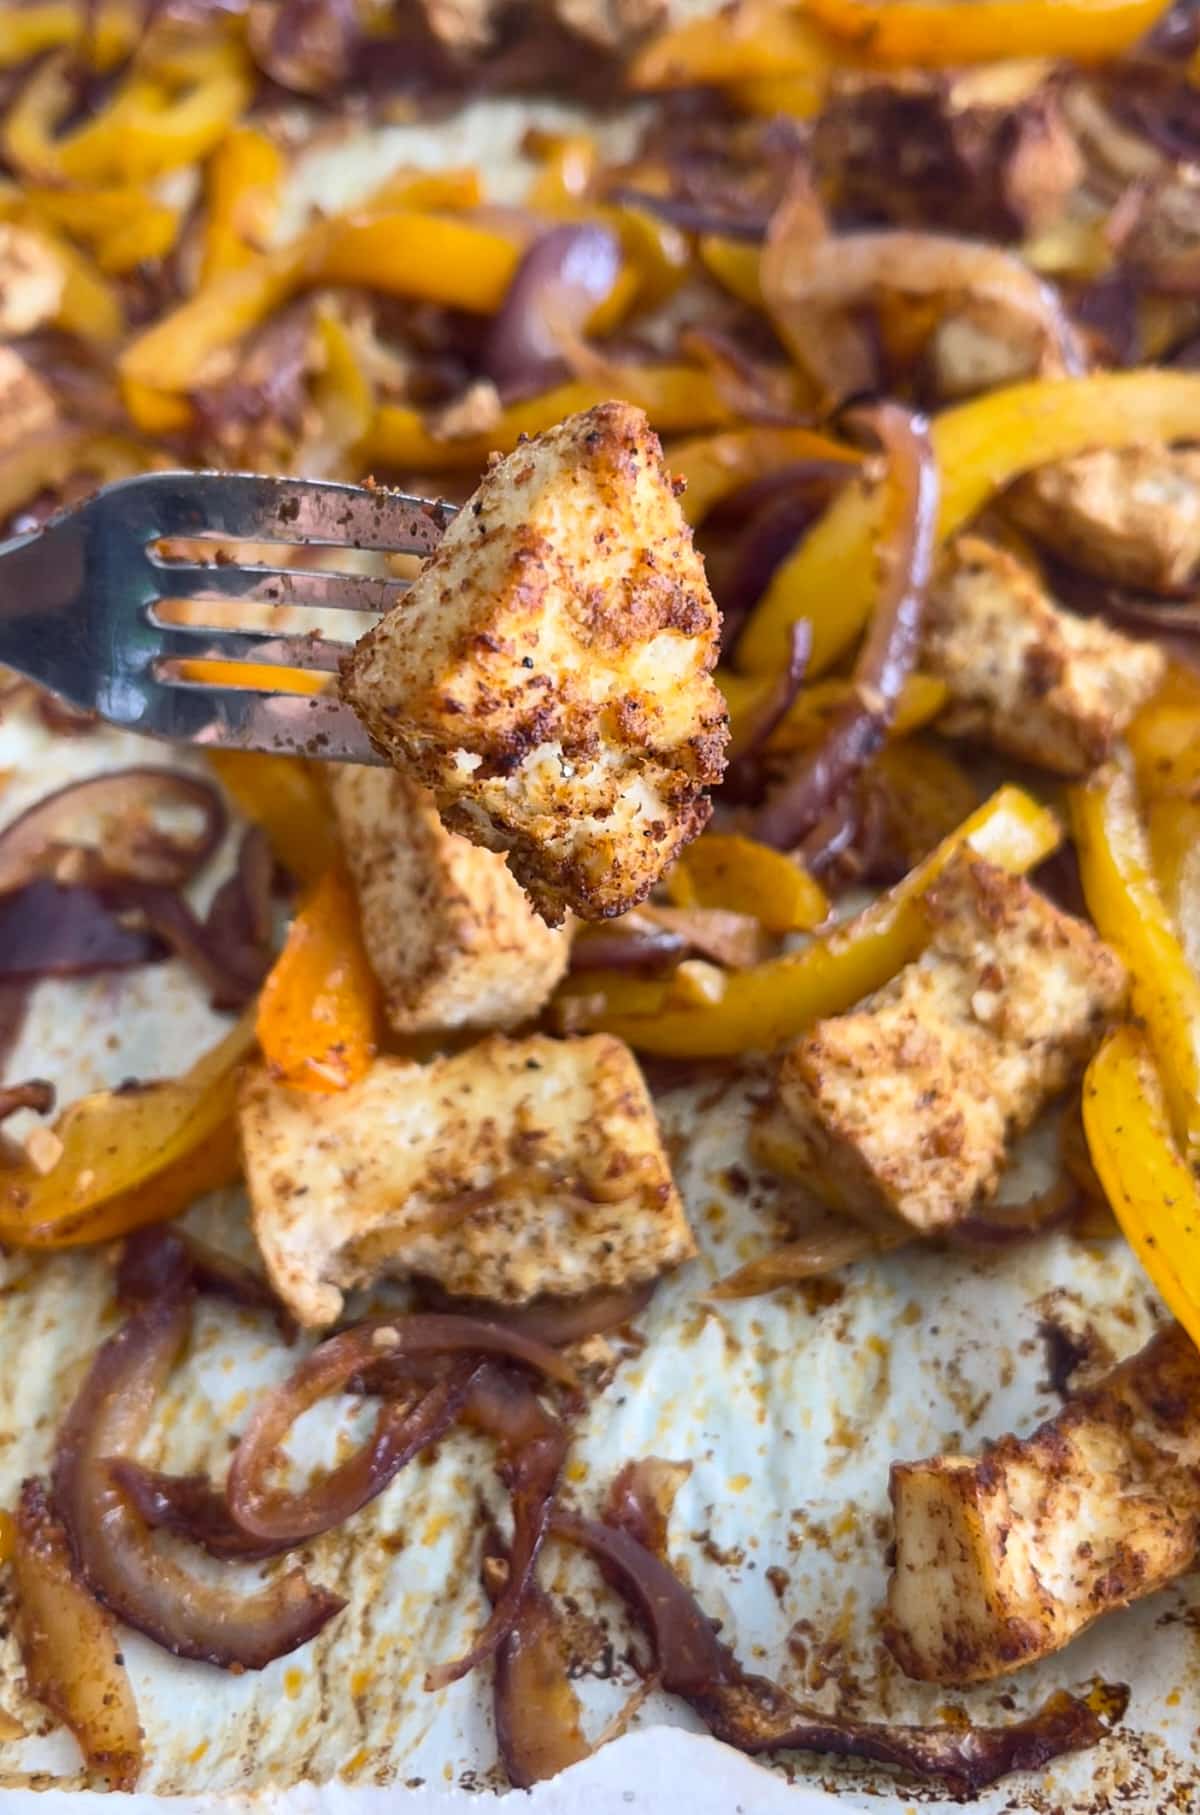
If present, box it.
[0,516,91,705]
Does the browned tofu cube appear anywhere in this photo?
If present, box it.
[753,854,1126,1234]
[240,1031,694,1328]
[887,1321,1200,1684]
[0,225,62,339]
[1006,445,1200,593]
[925,536,1165,775]
[330,765,571,1036]
[340,402,728,926]
[0,346,56,456]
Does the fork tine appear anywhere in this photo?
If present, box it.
[105,470,455,554]
[154,630,352,673]
[178,689,381,762]
[149,560,410,614]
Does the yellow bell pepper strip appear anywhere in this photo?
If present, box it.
[667,834,828,933]
[804,0,1172,67]
[206,752,338,887]
[1083,1025,1200,1352]
[304,302,375,477]
[0,0,136,68]
[256,863,380,1092]
[730,69,831,118]
[121,377,194,436]
[4,214,126,345]
[739,370,1200,679]
[632,3,838,89]
[200,124,286,285]
[526,133,599,211]
[669,424,860,527]
[120,239,315,392]
[699,235,762,307]
[1126,667,1200,801]
[3,47,253,185]
[0,1011,253,1250]
[1147,798,1200,978]
[1070,758,1200,1166]
[24,186,179,274]
[572,784,1059,1056]
[365,367,736,471]
[316,210,521,311]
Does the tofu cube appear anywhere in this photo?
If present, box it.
[1006,445,1200,593]
[887,1321,1200,1684]
[239,1031,694,1328]
[329,765,571,1036]
[0,225,62,339]
[925,536,1165,775]
[340,402,728,926]
[752,853,1126,1234]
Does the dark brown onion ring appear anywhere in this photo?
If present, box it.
[416,1279,656,1347]
[723,621,811,804]
[953,1180,1081,1249]
[569,917,687,975]
[94,875,268,1012]
[0,767,226,896]
[0,1078,54,1122]
[53,1285,344,1669]
[0,879,164,980]
[227,1315,577,1545]
[425,1365,568,1691]
[485,1525,589,1789]
[564,1474,1125,1793]
[107,1463,296,1562]
[483,223,622,397]
[718,469,846,658]
[755,405,938,850]
[604,1456,691,1560]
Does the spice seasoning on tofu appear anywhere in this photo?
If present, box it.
[340,401,729,925]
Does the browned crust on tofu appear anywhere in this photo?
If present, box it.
[239,1031,695,1327]
[925,536,1166,776]
[1005,444,1200,594]
[340,401,728,925]
[329,765,571,1035]
[754,854,1127,1234]
[887,1320,1200,1684]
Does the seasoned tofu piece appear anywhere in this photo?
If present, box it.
[925,536,1165,775]
[0,225,62,339]
[753,854,1125,1235]
[330,766,571,1036]
[887,1320,1200,1684]
[340,402,728,926]
[240,1032,694,1328]
[1006,445,1200,593]
[0,346,56,456]
[924,297,1069,402]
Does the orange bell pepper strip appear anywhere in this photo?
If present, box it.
[804,0,1172,66]
[1083,1024,1200,1353]
[669,424,859,527]
[200,124,286,285]
[1070,758,1200,1166]
[256,864,380,1092]
[739,370,1200,678]
[0,1011,254,1249]
[632,3,839,88]
[206,751,338,887]
[570,783,1060,1056]
[667,833,828,933]
[365,366,736,471]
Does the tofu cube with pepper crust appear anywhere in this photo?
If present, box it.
[752,853,1125,1235]
[925,536,1165,776]
[1006,445,1200,593]
[887,1320,1200,1684]
[239,1032,694,1328]
[340,402,728,926]
[329,765,571,1036]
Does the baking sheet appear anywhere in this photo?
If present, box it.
[1,101,1199,1812]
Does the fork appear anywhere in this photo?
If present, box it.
[0,471,456,762]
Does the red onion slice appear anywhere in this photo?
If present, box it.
[0,879,164,980]
[107,1463,297,1562]
[417,1279,656,1347]
[756,405,939,850]
[483,223,622,397]
[53,1286,344,1670]
[486,1527,589,1788]
[0,768,226,896]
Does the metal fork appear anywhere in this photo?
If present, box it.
[0,471,456,762]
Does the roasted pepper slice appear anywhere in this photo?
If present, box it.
[0,1011,253,1249]
[699,235,762,307]
[805,0,1170,65]
[256,864,379,1092]
[206,751,338,886]
[200,123,286,284]
[632,3,837,88]
[365,366,735,470]
[739,371,1200,678]
[0,0,136,67]
[669,424,859,527]
[1084,1025,1200,1352]
[767,671,948,752]
[569,784,1059,1056]
[667,834,828,933]
[1070,759,1200,1165]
